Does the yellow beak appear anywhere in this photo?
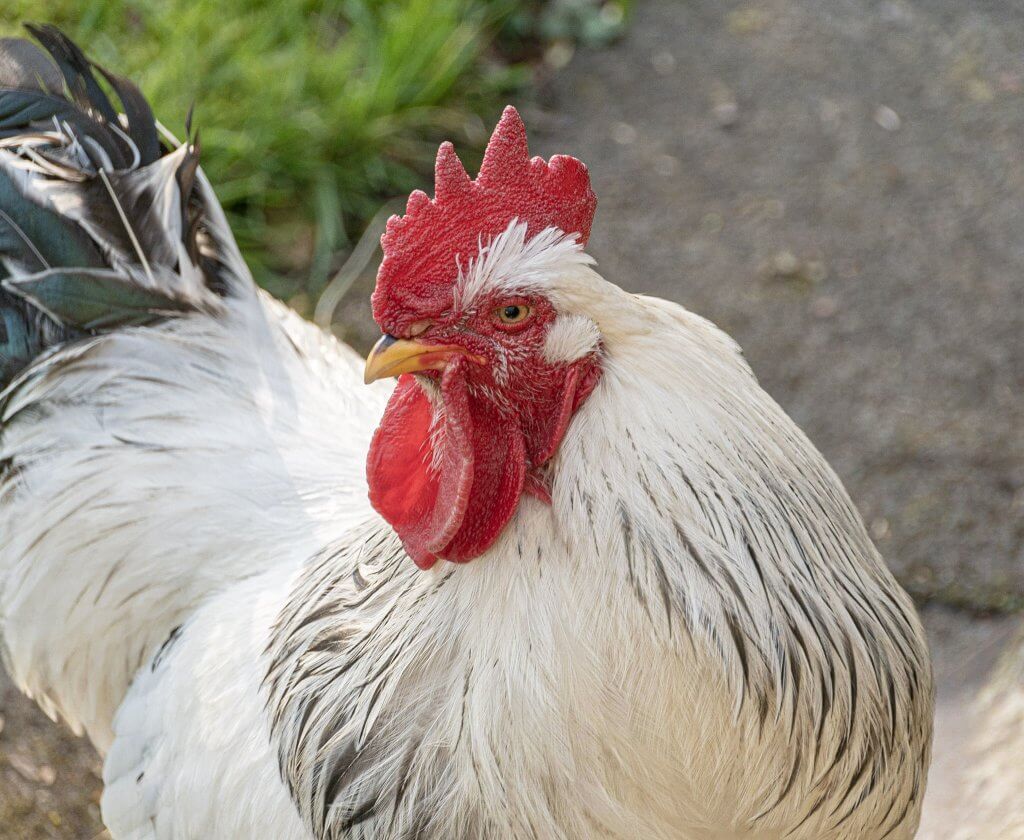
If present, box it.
[363,334,481,384]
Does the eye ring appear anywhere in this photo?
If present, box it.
[495,303,532,326]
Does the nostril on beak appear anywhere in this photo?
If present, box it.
[375,334,398,352]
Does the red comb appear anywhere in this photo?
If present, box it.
[372,106,596,330]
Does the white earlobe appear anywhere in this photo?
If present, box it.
[543,315,600,364]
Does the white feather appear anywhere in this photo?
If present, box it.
[101,564,308,840]
[452,220,591,311]
[0,289,388,746]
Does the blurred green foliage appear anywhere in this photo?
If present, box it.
[1,0,628,305]
[1,0,527,302]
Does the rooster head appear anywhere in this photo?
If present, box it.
[365,106,603,569]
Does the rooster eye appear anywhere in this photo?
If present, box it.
[496,304,532,325]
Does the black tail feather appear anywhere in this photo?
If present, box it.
[93,61,161,165]
[24,24,120,124]
[0,32,128,168]
[0,25,249,390]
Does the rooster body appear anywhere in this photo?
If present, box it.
[0,30,932,840]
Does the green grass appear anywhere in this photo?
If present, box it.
[1,0,527,302]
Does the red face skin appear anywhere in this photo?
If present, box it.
[367,292,601,569]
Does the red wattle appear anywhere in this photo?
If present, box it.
[442,387,525,563]
[365,374,447,568]
[366,362,526,568]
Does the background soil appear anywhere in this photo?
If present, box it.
[2,0,1023,836]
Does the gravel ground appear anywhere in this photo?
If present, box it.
[3,0,1024,835]
[0,676,104,838]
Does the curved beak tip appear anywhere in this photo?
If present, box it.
[363,334,477,384]
[363,334,399,384]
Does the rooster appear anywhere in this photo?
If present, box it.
[0,28,932,840]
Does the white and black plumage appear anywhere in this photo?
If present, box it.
[0,28,933,840]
